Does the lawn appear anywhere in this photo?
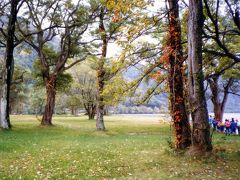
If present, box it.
[0,115,239,179]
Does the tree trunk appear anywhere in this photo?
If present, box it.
[0,70,9,128]
[214,104,223,121]
[87,104,96,120]
[96,65,105,129]
[96,94,105,129]
[188,0,212,154]
[208,76,233,121]
[167,0,192,149]
[96,8,107,131]
[41,75,57,126]
[89,110,95,120]
[208,76,223,121]
[0,0,20,129]
[71,107,75,116]
[88,113,94,120]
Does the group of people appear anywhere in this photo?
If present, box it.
[209,116,240,135]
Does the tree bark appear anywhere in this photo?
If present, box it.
[0,72,8,128]
[188,0,212,154]
[41,75,57,126]
[96,8,107,131]
[71,107,78,116]
[86,104,96,120]
[208,76,233,121]
[71,107,75,116]
[96,92,105,129]
[208,76,223,121]
[0,0,20,129]
[89,109,95,120]
[167,0,192,149]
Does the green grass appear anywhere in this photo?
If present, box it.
[0,115,239,179]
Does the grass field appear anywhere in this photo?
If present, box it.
[0,115,239,179]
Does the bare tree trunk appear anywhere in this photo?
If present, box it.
[96,8,107,131]
[167,0,192,149]
[41,75,57,126]
[86,104,96,120]
[188,0,212,154]
[208,76,222,121]
[96,95,105,129]
[208,76,233,121]
[89,109,96,120]
[0,71,9,128]
[0,0,20,129]
[71,107,77,116]
[214,104,223,121]
[96,60,105,129]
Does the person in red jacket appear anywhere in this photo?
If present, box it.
[225,119,231,136]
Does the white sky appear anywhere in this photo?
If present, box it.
[107,0,165,58]
[17,0,166,58]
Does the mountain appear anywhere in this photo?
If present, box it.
[124,66,240,113]
[15,50,36,69]
[14,52,240,113]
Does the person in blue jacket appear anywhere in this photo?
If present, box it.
[212,117,218,131]
[208,115,213,128]
[230,118,237,135]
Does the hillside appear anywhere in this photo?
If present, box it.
[123,66,240,113]
[14,53,240,113]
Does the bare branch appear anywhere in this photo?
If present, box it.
[63,56,88,72]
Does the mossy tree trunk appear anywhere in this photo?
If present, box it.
[96,7,107,131]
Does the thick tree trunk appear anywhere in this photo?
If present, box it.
[88,113,94,120]
[89,111,95,120]
[71,107,77,116]
[208,76,223,121]
[86,104,96,120]
[41,75,57,126]
[96,62,105,129]
[0,0,20,129]
[0,70,9,128]
[96,96,105,129]
[167,0,192,149]
[96,8,107,131]
[188,0,212,154]
[214,104,223,121]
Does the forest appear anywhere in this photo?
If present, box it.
[0,0,239,179]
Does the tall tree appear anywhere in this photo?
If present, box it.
[207,76,234,121]
[205,60,240,121]
[19,0,91,125]
[203,0,240,72]
[67,63,97,119]
[92,0,147,130]
[188,0,212,153]
[166,0,191,149]
[0,0,23,129]
[203,0,240,121]
[96,7,107,130]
